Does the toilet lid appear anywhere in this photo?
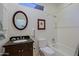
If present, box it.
[40,47,55,56]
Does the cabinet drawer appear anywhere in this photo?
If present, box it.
[13,43,32,49]
[13,44,25,49]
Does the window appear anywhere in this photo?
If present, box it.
[19,3,44,11]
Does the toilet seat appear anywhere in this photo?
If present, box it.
[40,47,55,56]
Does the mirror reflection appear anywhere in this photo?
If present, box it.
[13,11,28,30]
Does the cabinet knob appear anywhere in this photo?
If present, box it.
[22,49,24,52]
[18,50,21,52]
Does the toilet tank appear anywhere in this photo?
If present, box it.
[38,38,48,48]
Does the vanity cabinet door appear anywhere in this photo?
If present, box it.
[14,43,33,56]
[4,45,21,56]
[22,43,33,56]
[13,44,25,56]
[4,42,33,56]
[22,48,33,56]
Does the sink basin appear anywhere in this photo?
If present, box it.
[13,39,28,43]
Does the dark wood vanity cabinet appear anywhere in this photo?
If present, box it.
[3,39,34,56]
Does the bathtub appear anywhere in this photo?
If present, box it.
[49,47,64,56]
[49,43,75,56]
[48,44,67,56]
[38,44,65,56]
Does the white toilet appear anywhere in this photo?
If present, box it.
[38,39,55,56]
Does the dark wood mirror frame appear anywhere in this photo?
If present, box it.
[13,11,28,30]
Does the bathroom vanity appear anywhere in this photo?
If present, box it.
[3,36,34,56]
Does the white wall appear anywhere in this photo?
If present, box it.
[0,3,56,55]
[56,4,79,56]
[1,3,78,56]
[0,3,4,54]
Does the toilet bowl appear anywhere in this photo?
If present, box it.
[38,39,55,56]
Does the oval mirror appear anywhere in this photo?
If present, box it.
[13,11,28,30]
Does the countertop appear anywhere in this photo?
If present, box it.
[3,39,34,47]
